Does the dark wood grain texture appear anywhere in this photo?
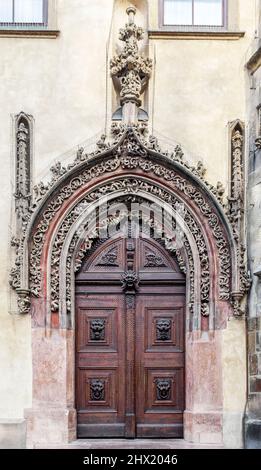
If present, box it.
[75,236,185,438]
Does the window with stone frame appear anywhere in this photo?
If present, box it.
[0,0,48,26]
[160,0,227,28]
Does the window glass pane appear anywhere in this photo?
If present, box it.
[194,0,223,26]
[164,0,192,26]
[14,0,44,23]
[0,0,13,22]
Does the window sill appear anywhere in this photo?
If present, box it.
[148,30,245,40]
[0,28,60,38]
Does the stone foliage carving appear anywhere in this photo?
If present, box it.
[30,126,225,212]
[9,237,21,290]
[110,7,152,107]
[50,178,209,316]
[226,123,251,312]
[10,124,245,317]
[69,205,192,317]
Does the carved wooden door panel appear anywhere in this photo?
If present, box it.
[75,236,185,438]
[135,293,185,437]
[76,293,126,437]
[135,238,185,438]
[76,238,127,437]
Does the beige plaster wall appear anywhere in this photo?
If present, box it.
[0,0,115,421]
[0,0,256,432]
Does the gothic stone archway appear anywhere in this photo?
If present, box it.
[10,127,249,446]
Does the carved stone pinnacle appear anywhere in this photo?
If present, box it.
[110,6,152,124]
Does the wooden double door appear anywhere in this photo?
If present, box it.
[75,236,186,438]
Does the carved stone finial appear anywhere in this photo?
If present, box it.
[226,123,249,301]
[110,7,152,123]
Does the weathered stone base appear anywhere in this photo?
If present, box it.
[183,411,223,445]
[25,407,76,448]
[244,418,261,449]
[0,419,26,449]
[244,394,261,449]
[244,315,261,449]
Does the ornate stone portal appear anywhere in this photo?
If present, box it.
[9,8,250,447]
[9,123,249,322]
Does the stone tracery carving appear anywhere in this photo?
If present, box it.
[10,138,234,315]
[68,203,194,320]
[30,125,225,211]
[49,178,210,316]
[9,126,247,319]
[226,122,251,311]
[14,113,33,220]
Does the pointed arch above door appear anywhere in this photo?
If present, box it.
[9,126,250,325]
